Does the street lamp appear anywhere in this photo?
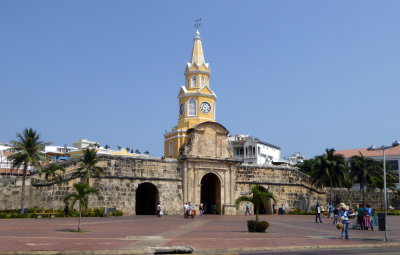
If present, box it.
[367,140,399,242]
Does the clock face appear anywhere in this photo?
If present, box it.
[179,103,184,115]
[200,102,211,114]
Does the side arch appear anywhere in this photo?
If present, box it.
[135,182,159,215]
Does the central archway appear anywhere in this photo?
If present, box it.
[135,182,159,215]
[200,173,221,215]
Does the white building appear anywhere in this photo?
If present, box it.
[72,139,99,149]
[285,152,306,166]
[0,143,34,175]
[228,135,281,165]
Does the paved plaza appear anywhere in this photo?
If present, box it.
[0,214,399,254]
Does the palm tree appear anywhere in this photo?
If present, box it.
[75,148,105,185]
[40,163,65,212]
[349,152,381,207]
[311,148,348,205]
[235,185,275,222]
[6,128,49,213]
[368,160,398,211]
[64,183,99,231]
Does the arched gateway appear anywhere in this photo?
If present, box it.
[136,183,159,215]
[201,173,221,214]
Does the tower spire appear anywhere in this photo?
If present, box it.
[190,18,205,65]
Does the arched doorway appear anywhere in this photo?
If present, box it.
[254,186,272,215]
[200,173,221,214]
[136,183,159,215]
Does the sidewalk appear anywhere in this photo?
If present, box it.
[0,214,399,254]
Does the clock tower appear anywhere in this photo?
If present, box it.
[164,29,217,158]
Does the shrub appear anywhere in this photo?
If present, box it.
[112,210,123,216]
[247,220,269,232]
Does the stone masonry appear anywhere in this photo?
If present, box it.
[0,122,329,215]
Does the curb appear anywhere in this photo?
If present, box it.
[0,242,400,255]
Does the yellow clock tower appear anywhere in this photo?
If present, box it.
[164,29,217,158]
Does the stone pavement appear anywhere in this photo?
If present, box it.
[0,214,399,254]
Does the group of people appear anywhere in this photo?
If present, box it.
[315,201,378,240]
[183,202,216,218]
[356,203,377,230]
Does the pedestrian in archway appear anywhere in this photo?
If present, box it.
[199,203,204,216]
[156,202,162,217]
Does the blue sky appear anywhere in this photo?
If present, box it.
[1,1,399,158]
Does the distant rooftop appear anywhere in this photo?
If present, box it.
[336,146,400,158]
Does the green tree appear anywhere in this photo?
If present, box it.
[75,148,105,185]
[349,153,381,207]
[296,158,316,175]
[235,185,275,222]
[311,148,348,205]
[64,183,99,231]
[40,163,65,212]
[368,160,398,211]
[6,128,49,213]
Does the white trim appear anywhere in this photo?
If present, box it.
[165,134,188,142]
[179,92,217,100]
[181,117,214,121]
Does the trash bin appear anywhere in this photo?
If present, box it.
[378,213,386,231]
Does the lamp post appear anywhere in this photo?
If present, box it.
[367,140,399,242]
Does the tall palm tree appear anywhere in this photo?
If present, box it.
[64,183,99,231]
[368,160,398,211]
[40,163,65,212]
[75,148,105,185]
[235,185,276,222]
[349,152,380,207]
[311,148,348,205]
[6,128,49,213]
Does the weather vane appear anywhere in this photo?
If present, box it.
[194,18,202,30]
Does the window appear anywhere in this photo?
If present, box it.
[201,76,205,86]
[192,76,197,87]
[168,141,173,156]
[258,147,260,155]
[188,98,197,116]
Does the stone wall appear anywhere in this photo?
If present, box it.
[235,165,326,213]
[0,156,183,215]
[0,155,330,215]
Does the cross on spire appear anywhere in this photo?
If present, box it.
[194,18,201,30]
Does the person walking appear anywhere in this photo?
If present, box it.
[245,202,251,215]
[156,202,161,217]
[357,203,364,229]
[333,205,339,225]
[199,203,204,216]
[184,202,189,218]
[364,203,373,230]
[281,204,286,215]
[339,203,350,239]
[315,202,323,223]
[328,203,333,218]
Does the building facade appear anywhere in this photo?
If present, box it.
[229,135,281,165]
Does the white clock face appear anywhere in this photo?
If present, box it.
[200,102,211,114]
[179,103,184,115]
